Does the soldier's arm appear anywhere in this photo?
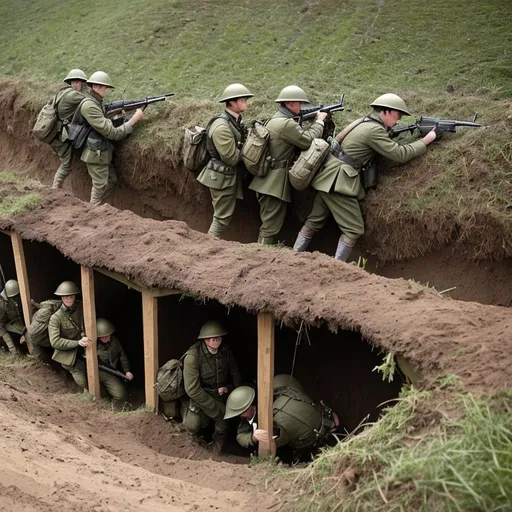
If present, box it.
[366,125,427,163]
[227,347,242,390]
[81,100,133,142]
[236,419,257,448]
[117,339,132,373]
[0,304,8,337]
[280,119,324,151]
[48,314,80,350]
[211,123,242,167]
[183,353,221,418]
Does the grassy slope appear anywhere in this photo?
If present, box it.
[0,0,511,260]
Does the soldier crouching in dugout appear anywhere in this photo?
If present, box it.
[77,71,144,204]
[293,93,437,261]
[248,85,327,245]
[48,281,91,390]
[181,320,242,453]
[96,318,133,403]
[225,376,339,461]
[197,83,253,239]
[0,279,30,354]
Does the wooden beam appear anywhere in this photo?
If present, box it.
[10,232,33,354]
[81,266,100,398]
[142,292,158,411]
[257,312,276,456]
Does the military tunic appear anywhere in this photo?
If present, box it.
[48,301,88,389]
[249,107,324,243]
[97,335,131,402]
[0,293,24,353]
[79,90,134,204]
[182,341,241,435]
[305,111,428,241]
[26,299,61,363]
[196,110,245,238]
[50,85,86,184]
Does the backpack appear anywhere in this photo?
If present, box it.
[156,358,185,401]
[32,89,67,143]
[26,299,61,347]
[241,120,271,177]
[288,138,330,191]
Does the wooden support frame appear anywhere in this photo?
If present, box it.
[81,266,100,398]
[10,232,33,353]
[257,312,276,456]
[142,292,158,412]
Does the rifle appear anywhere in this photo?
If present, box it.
[300,94,345,121]
[390,113,482,139]
[81,355,130,381]
[104,93,175,116]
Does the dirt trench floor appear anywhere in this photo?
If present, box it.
[0,357,282,512]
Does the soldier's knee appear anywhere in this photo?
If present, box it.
[181,405,202,434]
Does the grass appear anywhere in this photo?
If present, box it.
[0,171,41,218]
[286,387,512,511]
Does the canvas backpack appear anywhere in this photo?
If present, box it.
[182,116,224,172]
[288,138,330,191]
[241,120,271,177]
[156,357,186,401]
[26,299,61,346]
[32,89,68,143]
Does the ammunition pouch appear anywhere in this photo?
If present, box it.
[206,158,236,176]
[85,130,109,152]
[335,151,377,190]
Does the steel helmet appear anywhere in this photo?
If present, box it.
[219,83,253,103]
[370,93,411,116]
[273,374,303,392]
[275,85,310,103]
[224,386,255,419]
[63,69,87,84]
[197,320,227,339]
[1,279,20,298]
[87,71,115,89]
[96,318,115,337]
[54,281,81,296]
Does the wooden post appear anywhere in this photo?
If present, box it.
[257,312,276,456]
[81,266,100,398]
[142,292,158,412]
[10,232,33,353]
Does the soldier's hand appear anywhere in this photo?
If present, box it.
[316,111,329,122]
[130,108,144,126]
[78,337,91,348]
[218,386,229,395]
[20,335,26,344]
[422,127,437,145]
[125,372,134,381]
[253,429,269,444]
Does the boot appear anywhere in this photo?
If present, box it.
[212,431,227,455]
[334,235,356,262]
[52,174,64,189]
[293,226,315,252]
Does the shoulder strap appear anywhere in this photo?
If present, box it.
[335,117,368,143]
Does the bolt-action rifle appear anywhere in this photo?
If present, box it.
[105,93,175,116]
[300,94,345,121]
[81,355,130,381]
[390,113,482,139]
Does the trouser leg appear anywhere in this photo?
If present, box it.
[1,332,17,353]
[87,162,110,204]
[208,185,238,238]
[50,138,73,188]
[30,344,52,364]
[102,164,118,200]
[62,359,88,390]
[304,192,331,233]
[181,401,206,434]
[256,193,288,245]
[99,370,127,402]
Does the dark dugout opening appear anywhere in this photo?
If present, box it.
[0,231,16,290]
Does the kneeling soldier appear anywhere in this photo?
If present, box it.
[182,320,242,453]
[0,279,27,353]
[96,318,133,403]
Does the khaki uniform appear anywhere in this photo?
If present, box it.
[236,387,335,458]
[196,111,246,237]
[51,85,86,184]
[48,301,88,389]
[305,111,427,241]
[79,90,134,204]
[249,107,324,243]
[182,341,241,436]
[26,299,61,363]
[97,336,131,402]
[0,293,24,353]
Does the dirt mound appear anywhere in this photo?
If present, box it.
[0,357,279,511]
[1,186,512,395]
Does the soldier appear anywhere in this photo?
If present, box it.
[96,318,133,403]
[293,93,437,261]
[225,380,338,460]
[182,320,242,453]
[78,71,144,204]
[197,83,253,238]
[249,85,328,245]
[48,281,90,390]
[50,69,88,189]
[0,279,25,353]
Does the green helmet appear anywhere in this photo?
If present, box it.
[218,83,253,103]
[197,320,227,339]
[1,279,20,298]
[63,69,87,84]
[370,93,411,116]
[96,318,115,337]
[87,71,115,89]
[54,281,81,296]
[273,374,303,392]
[275,85,309,103]
[224,386,255,419]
